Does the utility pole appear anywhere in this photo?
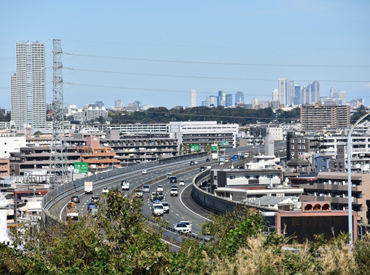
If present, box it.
[49,39,66,186]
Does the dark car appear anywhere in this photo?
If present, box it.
[71,196,80,203]
[169,176,177,183]
[205,158,210,162]
[87,202,96,212]
[190,161,195,166]
[91,196,99,203]
[199,166,206,172]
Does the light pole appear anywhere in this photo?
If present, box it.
[347,111,370,246]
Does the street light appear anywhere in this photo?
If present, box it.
[347,111,370,246]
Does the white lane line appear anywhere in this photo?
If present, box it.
[179,183,211,222]
[161,238,181,249]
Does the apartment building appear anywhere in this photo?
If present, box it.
[290,172,370,224]
[300,104,350,131]
[0,159,10,177]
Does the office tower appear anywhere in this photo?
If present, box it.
[95,101,105,109]
[300,105,350,131]
[301,86,307,104]
[278,78,294,106]
[114,99,123,108]
[207,96,218,107]
[252,98,259,108]
[329,87,336,98]
[272,88,279,102]
[191,89,197,107]
[330,87,346,105]
[235,91,244,106]
[11,41,46,128]
[311,81,320,104]
[225,94,233,107]
[217,91,226,106]
[294,86,301,106]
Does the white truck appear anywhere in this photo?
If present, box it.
[152,202,164,216]
[84,181,93,195]
[211,152,218,160]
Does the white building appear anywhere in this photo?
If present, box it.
[0,133,26,158]
[278,78,294,106]
[169,121,239,151]
[191,89,197,107]
[267,127,283,141]
[11,42,46,129]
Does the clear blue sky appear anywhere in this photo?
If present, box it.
[0,0,369,109]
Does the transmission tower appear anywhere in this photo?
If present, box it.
[50,39,66,184]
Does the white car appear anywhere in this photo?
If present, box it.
[102,187,109,194]
[142,184,150,193]
[161,202,169,213]
[157,185,164,192]
[179,180,185,186]
[142,169,147,175]
[152,203,164,216]
[170,187,178,196]
[174,222,192,233]
[121,180,130,191]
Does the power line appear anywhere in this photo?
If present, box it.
[63,52,370,69]
[64,66,370,83]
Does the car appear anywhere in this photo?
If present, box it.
[167,172,173,179]
[102,187,109,194]
[142,169,147,175]
[169,176,177,183]
[219,161,224,165]
[190,160,195,166]
[156,185,164,192]
[161,202,169,213]
[157,191,164,201]
[174,222,192,233]
[91,196,99,203]
[121,180,130,191]
[150,192,158,201]
[179,180,185,186]
[135,189,143,198]
[71,196,80,203]
[180,220,192,231]
[199,166,206,172]
[206,158,210,162]
[142,184,150,193]
[152,203,164,216]
[170,187,178,196]
[87,202,96,212]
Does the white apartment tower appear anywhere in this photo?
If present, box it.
[191,89,197,107]
[11,41,46,128]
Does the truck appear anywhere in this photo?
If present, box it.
[66,202,79,221]
[211,152,218,160]
[84,181,93,194]
[121,180,130,191]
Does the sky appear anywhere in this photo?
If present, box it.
[0,0,369,109]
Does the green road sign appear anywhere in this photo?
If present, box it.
[211,144,218,152]
[74,162,88,173]
[190,144,200,152]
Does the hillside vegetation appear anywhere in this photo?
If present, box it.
[0,191,369,274]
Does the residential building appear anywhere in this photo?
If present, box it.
[0,159,10,177]
[290,172,370,225]
[272,88,279,102]
[11,41,46,128]
[300,104,350,131]
[0,132,26,158]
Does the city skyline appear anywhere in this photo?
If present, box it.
[0,1,369,109]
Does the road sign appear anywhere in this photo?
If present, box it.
[211,144,218,152]
[190,144,200,152]
[74,162,88,173]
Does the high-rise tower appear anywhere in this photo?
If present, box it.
[191,89,197,107]
[11,41,46,128]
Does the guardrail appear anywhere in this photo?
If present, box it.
[42,152,207,225]
[191,170,278,214]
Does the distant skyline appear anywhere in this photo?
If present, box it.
[0,0,369,109]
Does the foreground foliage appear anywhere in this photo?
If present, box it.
[0,191,369,274]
